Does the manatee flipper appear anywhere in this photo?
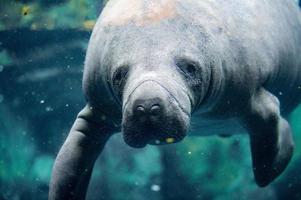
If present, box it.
[242,88,294,187]
[49,105,115,200]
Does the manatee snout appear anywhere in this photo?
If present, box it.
[122,80,191,148]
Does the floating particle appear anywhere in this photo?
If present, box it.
[40,100,45,104]
[279,91,283,95]
[22,6,30,16]
[155,140,160,144]
[188,151,192,155]
[65,104,69,107]
[83,20,96,30]
[151,184,160,192]
[46,107,53,112]
[166,137,175,143]
[30,23,38,30]
[0,94,3,103]
[0,65,3,72]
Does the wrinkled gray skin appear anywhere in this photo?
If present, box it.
[49,0,301,199]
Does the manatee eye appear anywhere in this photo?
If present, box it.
[176,59,198,77]
[186,63,197,74]
[112,66,129,99]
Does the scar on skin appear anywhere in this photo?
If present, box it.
[100,0,177,26]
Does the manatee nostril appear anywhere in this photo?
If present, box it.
[135,105,146,116]
[150,104,161,115]
[132,97,164,118]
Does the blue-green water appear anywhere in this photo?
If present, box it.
[1,1,301,200]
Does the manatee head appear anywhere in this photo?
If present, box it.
[105,39,211,148]
[120,67,192,148]
[95,0,213,148]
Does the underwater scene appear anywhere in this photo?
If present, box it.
[1,0,301,199]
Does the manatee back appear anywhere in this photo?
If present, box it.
[228,0,301,114]
[198,0,301,114]
[261,0,301,114]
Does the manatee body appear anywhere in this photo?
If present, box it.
[49,0,301,199]
[84,0,301,136]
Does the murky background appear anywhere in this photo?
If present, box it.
[1,1,301,199]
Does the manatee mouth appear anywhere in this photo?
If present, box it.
[121,80,190,148]
[122,112,188,148]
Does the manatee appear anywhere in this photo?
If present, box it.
[49,0,301,199]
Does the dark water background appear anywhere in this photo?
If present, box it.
[1,1,301,199]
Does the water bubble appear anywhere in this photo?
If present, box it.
[40,100,45,104]
[151,184,160,192]
[46,106,53,112]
